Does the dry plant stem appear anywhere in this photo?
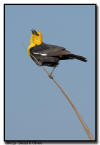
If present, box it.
[31,54,94,140]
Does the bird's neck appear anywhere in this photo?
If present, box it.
[28,36,42,56]
[27,43,35,56]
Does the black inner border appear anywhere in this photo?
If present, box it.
[4,4,97,144]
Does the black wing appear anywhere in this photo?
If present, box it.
[30,42,71,57]
[30,43,87,65]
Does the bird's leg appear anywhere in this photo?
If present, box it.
[48,66,56,79]
[50,66,56,76]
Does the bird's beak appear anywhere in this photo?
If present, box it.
[32,29,35,34]
[31,29,39,36]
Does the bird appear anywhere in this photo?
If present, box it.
[27,29,87,78]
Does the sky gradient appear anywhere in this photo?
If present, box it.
[5,5,95,140]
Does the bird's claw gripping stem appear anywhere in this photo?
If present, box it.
[48,74,53,79]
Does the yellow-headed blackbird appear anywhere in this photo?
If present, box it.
[28,29,87,75]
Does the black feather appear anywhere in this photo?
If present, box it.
[60,54,87,62]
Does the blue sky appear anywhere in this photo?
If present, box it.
[5,5,95,140]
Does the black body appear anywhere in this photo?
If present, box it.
[30,43,87,67]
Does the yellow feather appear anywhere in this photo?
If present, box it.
[27,30,42,57]
[27,43,35,56]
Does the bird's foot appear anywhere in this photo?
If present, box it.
[48,74,53,79]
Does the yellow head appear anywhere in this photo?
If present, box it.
[30,30,42,45]
[28,30,42,56]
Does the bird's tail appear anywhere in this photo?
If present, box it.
[71,54,87,62]
[60,54,87,62]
